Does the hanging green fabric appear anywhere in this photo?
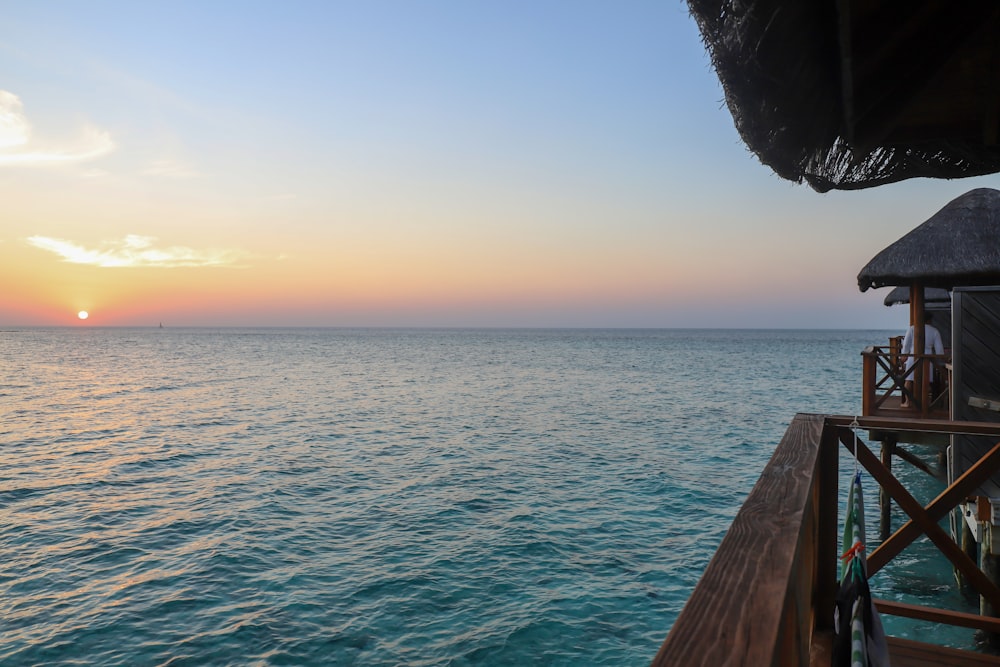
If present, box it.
[834,471,890,667]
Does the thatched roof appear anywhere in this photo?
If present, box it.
[882,286,951,306]
[687,0,1000,192]
[858,188,1000,291]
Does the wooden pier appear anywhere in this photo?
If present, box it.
[652,414,1000,666]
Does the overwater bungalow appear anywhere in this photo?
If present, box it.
[655,1,1000,665]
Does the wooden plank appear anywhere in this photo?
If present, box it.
[868,441,1000,572]
[838,431,1000,611]
[881,438,894,541]
[815,423,840,632]
[953,290,1000,499]
[863,349,876,416]
[893,444,941,480]
[887,636,1000,667]
[808,629,832,667]
[876,598,1000,633]
[651,414,827,667]
[825,415,1000,437]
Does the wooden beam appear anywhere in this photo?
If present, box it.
[880,438,894,541]
[826,415,1000,438]
[863,348,876,415]
[868,443,1000,572]
[870,348,911,410]
[886,636,1000,666]
[816,421,841,631]
[652,415,827,666]
[893,445,942,480]
[875,598,1000,633]
[871,440,1000,570]
[838,431,1000,611]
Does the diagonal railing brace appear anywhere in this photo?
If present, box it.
[869,440,1000,572]
[838,429,1000,613]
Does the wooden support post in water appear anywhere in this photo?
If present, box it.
[982,530,1000,650]
[880,436,896,541]
[960,511,977,595]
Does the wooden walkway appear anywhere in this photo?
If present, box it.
[888,637,1000,666]
[811,631,1000,666]
[652,415,1000,667]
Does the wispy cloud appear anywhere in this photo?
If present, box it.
[26,234,248,268]
[0,90,115,166]
[0,91,30,149]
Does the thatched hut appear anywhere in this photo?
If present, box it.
[856,188,1000,520]
[686,0,1000,191]
[857,188,1000,412]
[858,188,1000,326]
[858,188,1000,292]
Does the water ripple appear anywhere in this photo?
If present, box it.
[0,327,872,665]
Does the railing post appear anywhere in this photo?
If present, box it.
[880,436,896,541]
[920,355,931,417]
[862,347,876,416]
[815,420,840,632]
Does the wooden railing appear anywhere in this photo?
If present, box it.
[862,345,950,418]
[652,414,1000,666]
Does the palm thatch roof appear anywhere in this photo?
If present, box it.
[858,188,1000,291]
[687,0,1000,192]
[882,286,951,306]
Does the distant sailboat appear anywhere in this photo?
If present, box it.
[159,322,163,329]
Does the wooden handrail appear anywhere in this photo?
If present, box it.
[866,441,1000,574]
[653,414,1000,666]
[875,599,1000,634]
[837,430,1000,611]
[861,346,950,416]
[651,414,835,666]
[825,415,1000,437]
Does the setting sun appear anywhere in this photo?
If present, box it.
[77,310,89,320]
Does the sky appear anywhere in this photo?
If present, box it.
[2,2,998,329]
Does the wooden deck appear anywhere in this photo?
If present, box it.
[889,637,1000,666]
[810,630,1000,666]
[861,345,950,425]
[652,414,1000,667]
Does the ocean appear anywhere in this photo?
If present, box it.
[0,327,967,665]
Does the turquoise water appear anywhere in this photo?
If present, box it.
[0,327,956,665]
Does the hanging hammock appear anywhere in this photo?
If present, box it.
[834,470,891,667]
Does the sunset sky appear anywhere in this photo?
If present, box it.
[3,2,998,329]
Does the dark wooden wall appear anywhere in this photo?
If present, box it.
[952,288,1000,496]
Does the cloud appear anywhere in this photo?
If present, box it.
[26,234,249,268]
[0,90,115,166]
[0,91,30,149]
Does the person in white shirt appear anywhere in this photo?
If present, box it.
[900,312,945,408]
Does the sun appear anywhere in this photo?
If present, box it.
[77,310,89,320]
